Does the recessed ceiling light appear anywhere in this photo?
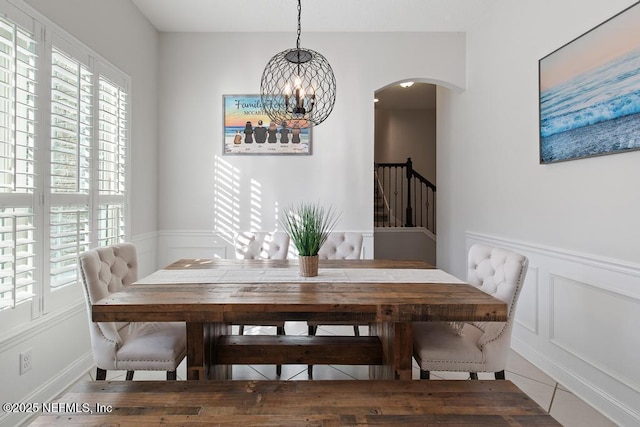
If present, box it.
[400,82,414,88]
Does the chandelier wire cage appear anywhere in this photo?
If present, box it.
[260,0,336,129]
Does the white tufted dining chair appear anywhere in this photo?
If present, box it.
[413,244,528,380]
[318,232,363,260]
[234,231,290,376]
[79,243,186,381]
[235,231,290,260]
[308,232,364,377]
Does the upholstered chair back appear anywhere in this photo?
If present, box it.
[235,231,290,259]
[466,244,528,368]
[79,242,138,370]
[467,244,528,316]
[413,243,529,377]
[318,232,363,259]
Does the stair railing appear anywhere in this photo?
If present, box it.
[374,157,436,233]
[374,169,397,226]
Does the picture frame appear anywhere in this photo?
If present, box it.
[538,2,640,164]
[223,94,312,155]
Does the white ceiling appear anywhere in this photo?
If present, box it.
[131,0,498,33]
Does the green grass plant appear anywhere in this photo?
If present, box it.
[280,202,340,256]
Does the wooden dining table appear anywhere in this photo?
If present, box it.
[91,259,508,381]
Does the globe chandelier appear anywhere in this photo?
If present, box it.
[260,0,336,129]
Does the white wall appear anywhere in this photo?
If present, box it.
[0,2,159,426]
[438,1,640,424]
[157,31,464,263]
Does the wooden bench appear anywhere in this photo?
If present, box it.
[30,380,560,426]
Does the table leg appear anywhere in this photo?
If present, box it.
[369,322,413,380]
[208,322,231,380]
[186,322,207,380]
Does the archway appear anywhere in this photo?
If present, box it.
[373,79,440,265]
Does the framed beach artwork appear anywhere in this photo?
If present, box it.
[539,2,640,164]
[223,94,312,155]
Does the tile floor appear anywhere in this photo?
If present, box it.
[59,322,617,427]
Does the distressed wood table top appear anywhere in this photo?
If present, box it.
[92,259,507,323]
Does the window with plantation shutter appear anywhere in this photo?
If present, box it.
[98,203,125,247]
[98,77,127,196]
[50,47,92,194]
[97,76,127,247]
[0,207,35,309]
[48,45,93,294]
[49,205,90,290]
[0,15,37,310]
[0,2,130,328]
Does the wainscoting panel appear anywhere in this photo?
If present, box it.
[131,232,159,277]
[157,230,233,267]
[466,232,640,427]
[157,230,373,267]
[550,274,640,394]
[515,266,538,334]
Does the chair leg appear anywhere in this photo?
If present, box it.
[167,370,177,380]
[469,372,478,380]
[307,325,317,377]
[276,325,285,376]
[125,371,134,381]
[495,370,505,380]
[420,370,430,380]
[353,325,359,336]
[96,368,107,381]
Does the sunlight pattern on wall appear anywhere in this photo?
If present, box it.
[250,179,262,231]
[213,155,240,244]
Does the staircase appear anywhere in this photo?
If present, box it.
[374,175,401,226]
[374,158,436,233]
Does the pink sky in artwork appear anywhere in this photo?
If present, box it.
[540,5,640,91]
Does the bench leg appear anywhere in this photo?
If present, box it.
[96,368,107,381]
[125,371,134,381]
[495,370,505,380]
[470,372,478,380]
[420,370,430,380]
[167,370,177,380]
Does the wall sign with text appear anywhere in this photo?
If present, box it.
[223,95,312,155]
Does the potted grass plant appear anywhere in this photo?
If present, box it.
[280,202,340,277]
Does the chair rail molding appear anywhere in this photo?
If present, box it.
[466,231,640,427]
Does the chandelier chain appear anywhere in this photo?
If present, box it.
[296,0,302,50]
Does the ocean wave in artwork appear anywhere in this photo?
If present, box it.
[540,90,640,137]
[540,48,640,138]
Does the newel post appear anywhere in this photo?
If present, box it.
[405,157,413,227]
